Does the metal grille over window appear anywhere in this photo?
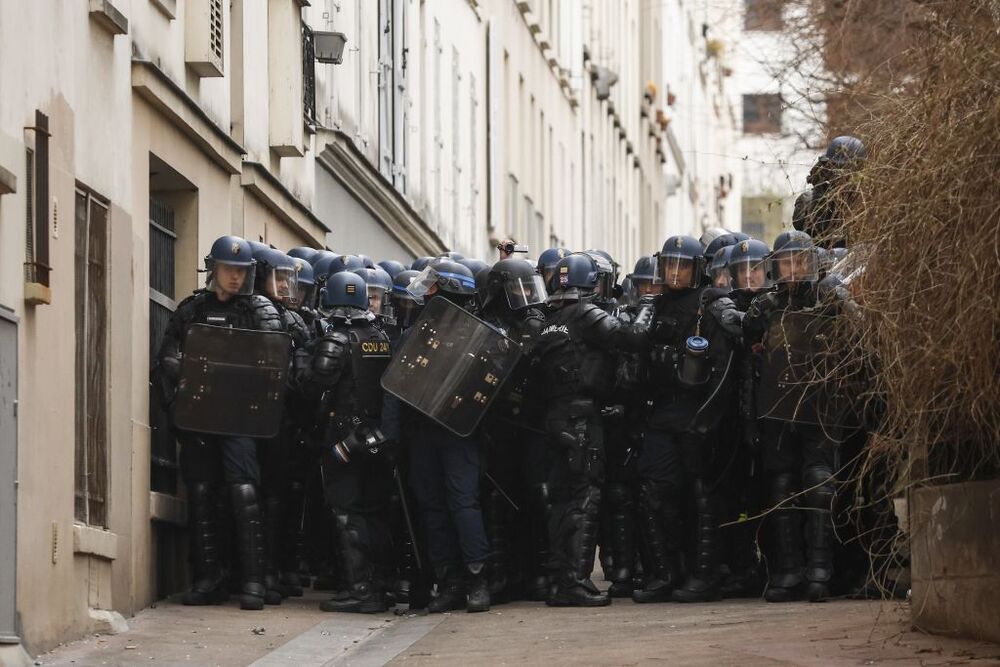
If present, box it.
[23,149,34,282]
[74,190,110,527]
[209,0,224,63]
[303,22,317,125]
[149,197,178,495]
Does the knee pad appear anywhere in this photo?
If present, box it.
[768,472,796,507]
[802,466,834,510]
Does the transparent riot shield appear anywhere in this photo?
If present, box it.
[380,297,523,437]
[173,324,292,438]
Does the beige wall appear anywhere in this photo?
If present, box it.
[0,0,327,654]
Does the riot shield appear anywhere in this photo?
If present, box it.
[756,309,857,427]
[173,324,292,438]
[380,296,524,437]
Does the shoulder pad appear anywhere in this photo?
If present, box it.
[578,302,612,329]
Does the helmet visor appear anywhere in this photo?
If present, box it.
[710,265,732,290]
[655,254,699,288]
[770,248,819,284]
[207,260,256,297]
[729,258,772,291]
[405,266,476,302]
[366,284,390,316]
[267,266,299,300]
[292,283,316,310]
[506,274,548,310]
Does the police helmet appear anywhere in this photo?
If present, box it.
[728,239,772,292]
[205,235,256,296]
[320,271,369,311]
[655,236,704,289]
[770,230,819,284]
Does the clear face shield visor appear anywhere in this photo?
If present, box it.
[505,274,548,310]
[710,264,733,289]
[266,266,299,301]
[770,249,819,284]
[366,284,390,317]
[207,260,256,297]
[729,258,772,292]
[292,283,316,310]
[655,254,699,289]
[624,277,661,305]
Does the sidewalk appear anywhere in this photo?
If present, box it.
[36,592,1000,667]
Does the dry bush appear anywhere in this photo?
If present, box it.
[805,0,1000,496]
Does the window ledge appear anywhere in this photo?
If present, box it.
[24,282,51,306]
[149,0,176,20]
[89,0,129,36]
[150,491,187,526]
[0,164,15,195]
[73,523,118,560]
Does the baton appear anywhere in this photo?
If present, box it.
[393,466,424,572]
[484,472,521,512]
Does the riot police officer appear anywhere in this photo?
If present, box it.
[743,230,846,602]
[309,271,395,613]
[601,256,661,598]
[793,136,866,247]
[535,253,649,607]
[155,235,284,611]
[536,247,571,292]
[633,236,737,604]
[382,259,492,613]
[477,258,550,601]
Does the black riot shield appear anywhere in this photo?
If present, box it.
[756,310,856,427]
[173,324,292,438]
[380,297,524,437]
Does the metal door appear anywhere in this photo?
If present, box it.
[0,309,19,643]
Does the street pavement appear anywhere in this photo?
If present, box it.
[36,591,1000,666]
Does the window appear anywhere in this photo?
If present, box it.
[523,196,534,248]
[742,94,782,134]
[74,189,110,527]
[452,47,462,230]
[25,111,50,287]
[744,0,784,31]
[149,197,178,495]
[469,73,479,231]
[507,173,519,237]
[302,22,316,125]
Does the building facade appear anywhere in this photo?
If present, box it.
[0,1,735,658]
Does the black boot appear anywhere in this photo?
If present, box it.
[182,483,227,606]
[466,562,491,613]
[673,481,723,602]
[764,474,804,603]
[279,481,306,597]
[803,467,836,602]
[547,488,610,607]
[262,495,286,605]
[527,483,552,601]
[231,484,267,610]
[428,566,467,613]
[606,482,636,598]
[632,482,681,603]
[320,510,387,613]
[484,488,510,598]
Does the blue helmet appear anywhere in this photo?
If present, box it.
[320,271,369,310]
[459,257,491,277]
[353,267,394,317]
[703,233,739,263]
[728,239,771,293]
[309,249,337,267]
[356,254,376,269]
[254,248,300,301]
[205,235,256,296]
[207,235,255,266]
[729,231,751,243]
[770,230,818,284]
[552,253,601,294]
[410,256,434,272]
[290,256,316,309]
[709,245,735,289]
[314,254,364,284]
[437,251,465,262]
[391,269,424,328]
[406,258,477,303]
[628,255,657,282]
[537,247,571,273]
[656,235,704,289]
[377,259,407,280]
[287,246,319,263]
[823,135,866,167]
